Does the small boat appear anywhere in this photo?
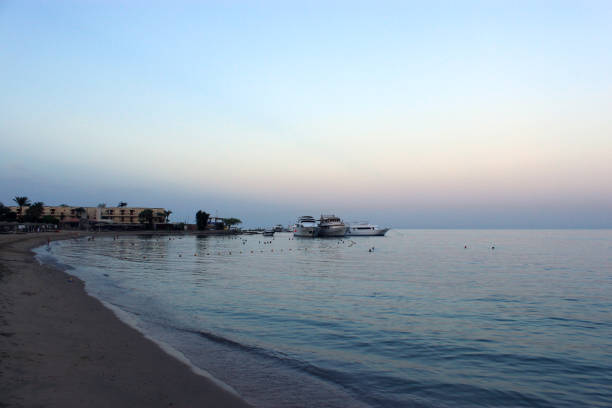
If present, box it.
[262,229,275,236]
[346,222,389,236]
[294,216,318,237]
[317,214,346,237]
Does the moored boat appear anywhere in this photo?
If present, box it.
[294,216,318,237]
[346,222,389,236]
[317,214,346,237]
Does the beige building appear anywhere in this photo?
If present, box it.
[9,205,168,225]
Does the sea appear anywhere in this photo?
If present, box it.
[35,230,612,407]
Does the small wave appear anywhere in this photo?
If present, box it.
[34,247,75,271]
[180,326,291,362]
[170,326,450,407]
[97,299,242,397]
[451,351,610,376]
[407,382,555,408]
[547,316,607,328]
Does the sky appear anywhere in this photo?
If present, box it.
[1,0,611,228]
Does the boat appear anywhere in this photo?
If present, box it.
[294,216,318,237]
[346,222,389,236]
[317,214,346,237]
[273,224,284,232]
[262,229,275,236]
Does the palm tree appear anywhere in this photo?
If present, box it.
[72,207,87,230]
[196,210,210,230]
[0,202,17,222]
[13,196,31,221]
[118,202,128,207]
[163,210,172,223]
[223,218,242,230]
[25,202,44,222]
[138,209,154,229]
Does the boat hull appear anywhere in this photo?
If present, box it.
[318,225,346,237]
[294,226,318,237]
[346,228,389,236]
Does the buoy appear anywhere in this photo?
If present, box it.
[194,254,197,256]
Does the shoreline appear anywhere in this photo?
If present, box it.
[0,232,252,407]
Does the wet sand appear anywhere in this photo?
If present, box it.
[0,232,251,408]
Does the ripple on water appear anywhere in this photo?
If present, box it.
[35,230,612,407]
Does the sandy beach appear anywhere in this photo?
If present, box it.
[0,232,251,408]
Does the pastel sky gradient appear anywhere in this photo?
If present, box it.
[1,1,611,227]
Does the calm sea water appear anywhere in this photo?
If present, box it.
[36,230,612,407]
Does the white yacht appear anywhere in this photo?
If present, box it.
[346,222,389,236]
[294,216,318,237]
[318,214,347,237]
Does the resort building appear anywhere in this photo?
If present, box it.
[95,206,168,224]
[8,205,169,225]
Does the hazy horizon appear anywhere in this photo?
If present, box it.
[2,1,611,228]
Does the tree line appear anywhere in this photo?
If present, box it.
[0,196,59,224]
[195,210,241,230]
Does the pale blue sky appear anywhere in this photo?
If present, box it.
[1,1,611,227]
